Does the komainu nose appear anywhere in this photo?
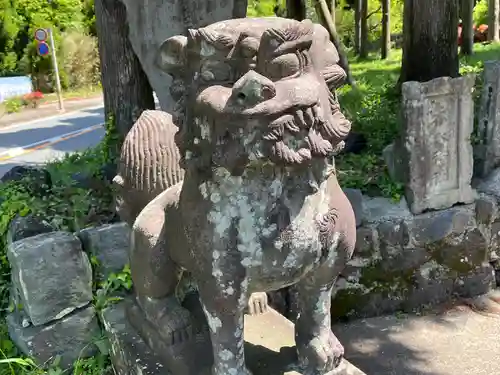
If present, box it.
[232,70,276,106]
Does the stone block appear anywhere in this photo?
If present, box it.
[78,222,130,280]
[404,205,475,247]
[400,75,477,214]
[102,299,366,375]
[478,167,500,201]
[475,61,500,177]
[475,194,498,225]
[7,214,55,244]
[7,231,93,326]
[7,306,100,370]
[362,196,412,224]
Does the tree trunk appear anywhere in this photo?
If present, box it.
[315,0,356,86]
[359,0,369,58]
[381,0,391,59]
[488,0,500,41]
[330,0,336,24]
[399,0,459,84]
[460,0,474,55]
[94,0,155,143]
[354,0,362,54]
[287,0,307,20]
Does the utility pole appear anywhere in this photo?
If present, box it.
[48,28,64,111]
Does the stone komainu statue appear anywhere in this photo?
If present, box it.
[113,110,269,324]
[127,17,356,375]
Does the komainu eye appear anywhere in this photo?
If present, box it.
[266,53,301,80]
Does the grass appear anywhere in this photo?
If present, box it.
[336,42,500,200]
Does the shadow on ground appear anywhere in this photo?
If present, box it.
[0,107,104,153]
[332,300,499,375]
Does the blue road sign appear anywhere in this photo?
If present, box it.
[37,41,49,56]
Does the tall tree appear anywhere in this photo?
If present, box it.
[359,0,369,58]
[381,0,391,59]
[354,0,362,54]
[488,0,500,41]
[330,0,336,23]
[399,0,459,84]
[94,0,155,142]
[460,0,474,55]
[287,0,307,20]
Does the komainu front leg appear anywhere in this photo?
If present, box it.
[294,276,344,374]
[198,278,253,375]
[129,219,193,345]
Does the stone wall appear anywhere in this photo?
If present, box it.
[6,219,129,369]
[333,171,500,320]
[6,181,499,369]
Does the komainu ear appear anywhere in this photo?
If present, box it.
[156,35,187,74]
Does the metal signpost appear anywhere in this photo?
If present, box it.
[34,27,64,111]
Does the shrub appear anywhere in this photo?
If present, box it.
[22,91,44,108]
[59,31,101,90]
[473,0,488,26]
[3,96,23,113]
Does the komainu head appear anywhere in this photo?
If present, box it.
[157,17,351,175]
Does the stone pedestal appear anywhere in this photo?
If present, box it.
[396,75,476,214]
[101,297,367,375]
[476,61,500,178]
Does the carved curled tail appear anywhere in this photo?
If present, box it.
[119,110,184,195]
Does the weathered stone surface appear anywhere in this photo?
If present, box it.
[404,205,475,247]
[332,202,495,321]
[475,61,500,177]
[78,222,130,280]
[7,306,100,370]
[382,142,404,182]
[475,194,498,225]
[126,17,357,375]
[121,0,247,113]
[7,214,55,244]
[400,75,477,214]
[343,188,364,227]
[362,196,412,224]
[102,300,366,375]
[7,232,93,326]
[478,167,500,200]
[101,301,168,375]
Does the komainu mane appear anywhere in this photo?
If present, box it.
[129,17,356,375]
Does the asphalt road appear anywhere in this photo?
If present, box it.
[0,104,105,179]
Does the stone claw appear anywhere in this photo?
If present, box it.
[297,330,344,374]
[246,292,268,315]
[138,295,194,345]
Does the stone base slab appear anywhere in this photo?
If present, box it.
[101,297,366,375]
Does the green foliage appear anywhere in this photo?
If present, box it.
[93,264,133,312]
[473,0,488,25]
[335,43,500,199]
[336,50,403,200]
[0,138,121,375]
[3,96,22,113]
[247,0,281,17]
[59,31,100,89]
[0,0,98,95]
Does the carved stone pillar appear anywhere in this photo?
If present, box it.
[399,75,476,214]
